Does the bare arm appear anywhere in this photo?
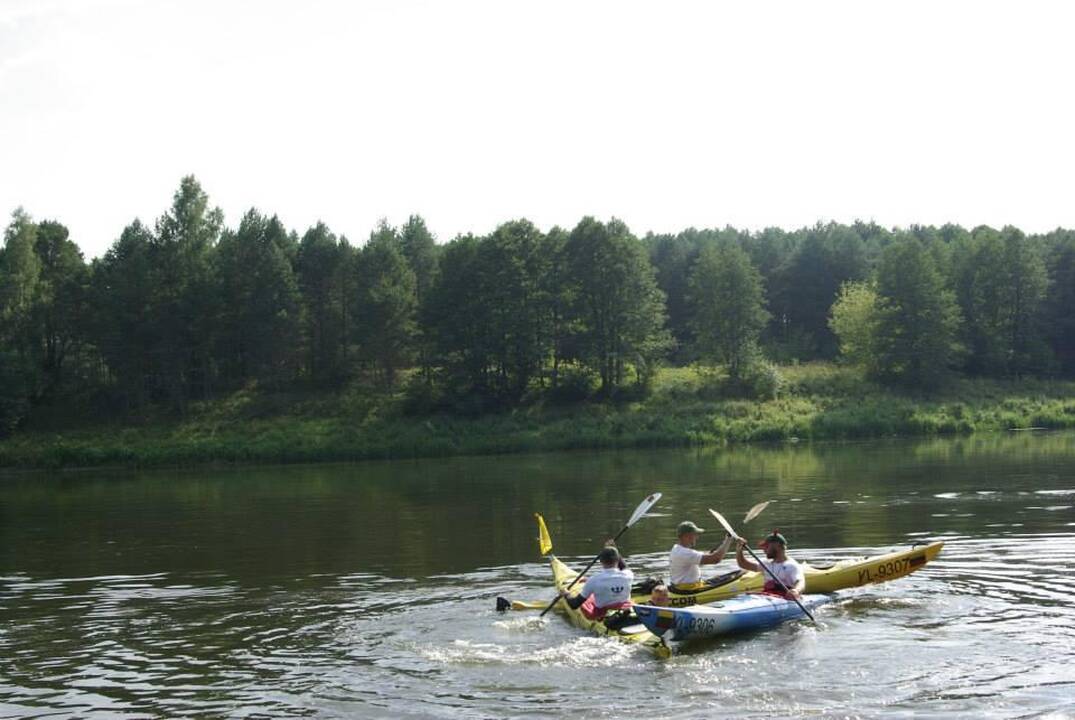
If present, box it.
[735,538,759,572]
[699,534,733,566]
[786,571,806,599]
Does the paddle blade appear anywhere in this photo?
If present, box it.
[743,501,771,524]
[627,492,662,528]
[708,508,737,537]
[535,513,553,555]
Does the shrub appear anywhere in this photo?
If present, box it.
[547,367,597,405]
[742,360,784,400]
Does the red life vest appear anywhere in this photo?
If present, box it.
[579,594,633,621]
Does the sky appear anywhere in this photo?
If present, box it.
[1,0,1074,258]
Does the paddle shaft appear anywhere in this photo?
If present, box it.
[539,523,630,618]
[740,541,816,624]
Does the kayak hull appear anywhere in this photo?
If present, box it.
[549,555,670,658]
[650,541,944,607]
[635,593,833,642]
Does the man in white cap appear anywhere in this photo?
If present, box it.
[668,520,733,591]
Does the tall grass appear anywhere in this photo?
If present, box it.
[3,363,1075,469]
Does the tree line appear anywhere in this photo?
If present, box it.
[1,176,1074,435]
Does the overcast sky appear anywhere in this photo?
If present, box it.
[2,0,1073,258]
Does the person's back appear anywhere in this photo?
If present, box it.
[580,564,634,609]
[560,546,634,618]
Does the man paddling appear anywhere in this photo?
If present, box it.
[558,546,633,620]
[668,520,733,592]
[735,529,805,599]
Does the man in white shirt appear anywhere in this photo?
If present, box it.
[560,546,634,618]
[735,529,805,599]
[668,520,734,591]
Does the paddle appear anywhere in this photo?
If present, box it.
[708,507,817,625]
[500,499,768,612]
[743,500,771,524]
[538,492,662,618]
[704,500,770,552]
[497,598,546,611]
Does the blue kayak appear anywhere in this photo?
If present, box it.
[634,593,833,642]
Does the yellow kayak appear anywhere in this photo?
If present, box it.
[654,541,945,607]
[549,555,671,658]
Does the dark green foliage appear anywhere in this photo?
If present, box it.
[0,348,32,435]
[566,217,670,396]
[476,219,550,401]
[0,210,94,432]
[89,177,223,410]
[688,241,769,382]
[354,222,417,386]
[541,226,576,391]
[770,223,868,359]
[91,220,159,407]
[873,236,963,389]
[30,221,90,393]
[426,234,488,405]
[1043,231,1075,373]
[7,174,1075,449]
[953,226,1050,376]
[0,210,42,414]
[151,176,223,407]
[296,222,350,385]
[426,221,553,406]
[647,231,695,358]
[399,215,438,306]
[215,210,303,386]
[400,215,439,384]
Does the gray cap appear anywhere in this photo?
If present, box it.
[677,520,705,536]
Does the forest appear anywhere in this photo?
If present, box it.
[2,176,1074,441]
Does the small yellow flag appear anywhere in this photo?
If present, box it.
[535,513,553,555]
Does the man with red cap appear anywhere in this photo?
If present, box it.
[735,529,805,599]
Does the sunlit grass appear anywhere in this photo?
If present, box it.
[3,363,1075,468]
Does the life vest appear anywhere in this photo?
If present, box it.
[763,579,789,596]
[579,594,633,621]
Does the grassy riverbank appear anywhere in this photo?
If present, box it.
[2,363,1075,469]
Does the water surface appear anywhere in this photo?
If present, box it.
[2,433,1074,718]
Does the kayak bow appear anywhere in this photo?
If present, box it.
[548,555,671,658]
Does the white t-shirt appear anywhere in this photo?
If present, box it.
[580,567,634,608]
[669,543,705,586]
[758,557,803,590]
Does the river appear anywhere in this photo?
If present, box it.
[2,432,1074,718]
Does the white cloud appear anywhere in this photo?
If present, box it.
[1,0,1074,257]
